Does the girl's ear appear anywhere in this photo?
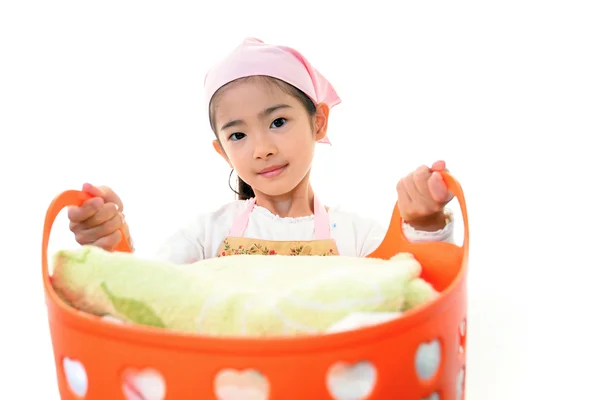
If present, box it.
[314,102,330,142]
[213,139,233,168]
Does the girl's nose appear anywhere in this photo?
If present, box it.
[253,134,277,159]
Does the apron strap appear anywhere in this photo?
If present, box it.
[228,198,256,237]
[312,195,331,240]
[227,196,331,239]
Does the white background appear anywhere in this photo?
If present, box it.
[1,0,599,399]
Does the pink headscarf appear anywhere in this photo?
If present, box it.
[204,37,341,144]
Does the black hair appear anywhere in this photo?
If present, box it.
[209,75,317,200]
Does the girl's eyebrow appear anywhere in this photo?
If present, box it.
[220,104,291,132]
[263,103,291,116]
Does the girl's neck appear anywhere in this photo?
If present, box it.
[253,176,314,218]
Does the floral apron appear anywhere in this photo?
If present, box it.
[217,196,339,257]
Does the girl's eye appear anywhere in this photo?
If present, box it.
[229,132,246,141]
[270,118,287,129]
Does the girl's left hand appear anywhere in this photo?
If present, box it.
[396,160,454,231]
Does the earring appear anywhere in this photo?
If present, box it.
[228,169,241,196]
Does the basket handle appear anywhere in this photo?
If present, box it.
[41,190,132,282]
[367,170,469,259]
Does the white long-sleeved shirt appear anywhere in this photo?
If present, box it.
[154,199,454,264]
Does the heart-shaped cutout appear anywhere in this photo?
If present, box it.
[326,360,376,400]
[456,367,465,399]
[62,357,88,397]
[415,339,441,381]
[122,368,166,400]
[214,368,270,400]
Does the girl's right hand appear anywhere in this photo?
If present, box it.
[67,183,127,251]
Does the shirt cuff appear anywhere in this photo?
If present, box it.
[402,209,454,244]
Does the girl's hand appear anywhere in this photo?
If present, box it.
[67,183,130,251]
[396,160,454,231]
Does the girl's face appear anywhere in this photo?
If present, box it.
[212,79,329,198]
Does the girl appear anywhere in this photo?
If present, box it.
[67,38,455,262]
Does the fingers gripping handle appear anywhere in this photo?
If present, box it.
[399,171,469,247]
[41,190,132,281]
[367,171,469,259]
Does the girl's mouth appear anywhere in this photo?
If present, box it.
[258,164,288,178]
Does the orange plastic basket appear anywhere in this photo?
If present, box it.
[41,171,469,400]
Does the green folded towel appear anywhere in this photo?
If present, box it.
[51,246,438,337]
